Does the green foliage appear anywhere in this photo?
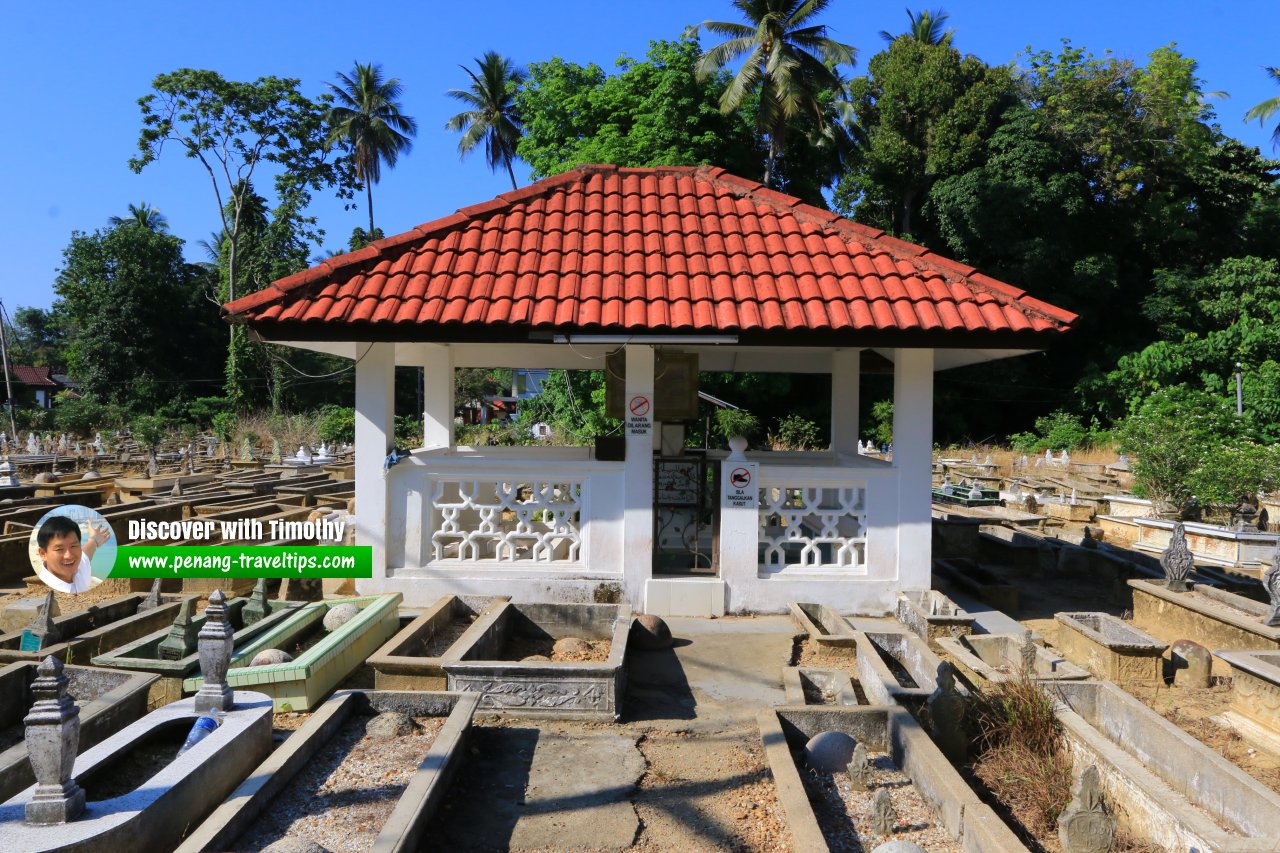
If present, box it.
[317,406,356,444]
[130,414,168,450]
[714,408,760,444]
[456,421,526,447]
[325,62,418,233]
[1117,386,1279,514]
[455,368,513,413]
[515,370,618,443]
[695,0,856,189]
[1107,257,1280,437]
[12,407,51,432]
[835,37,1015,235]
[5,306,67,368]
[131,69,353,304]
[770,414,824,450]
[870,400,894,447]
[210,411,237,441]
[51,393,120,436]
[53,223,223,413]
[184,396,233,426]
[516,38,759,182]
[446,52,525,188]
[394,414,423,448]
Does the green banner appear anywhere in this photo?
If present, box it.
[110,546,372,578]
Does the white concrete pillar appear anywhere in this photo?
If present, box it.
[355,342,395,584]
[893,348,934,590]
[623,345,655,605]
[422,344,454,450]
[831,349,861,455]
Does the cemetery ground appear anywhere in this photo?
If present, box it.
[4,442,1280,850]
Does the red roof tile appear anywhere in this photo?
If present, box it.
[225,165,1077,341]
[9,366,60,388]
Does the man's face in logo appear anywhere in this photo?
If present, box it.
[39,532,82,582]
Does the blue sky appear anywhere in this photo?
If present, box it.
[3,0,1276,312]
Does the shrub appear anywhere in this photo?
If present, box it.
[714,409,761,445]
[185,396,233,426]
[967,675,1072,840]
[130,414,168,451]
[12,406,51,432]
[317,406,356,444]
[869,399,894,447]
[51,393,114,436]
[1117,386,1279,515]
[395,414,423,448]
[770,414,825,450]
[210,411,237,441]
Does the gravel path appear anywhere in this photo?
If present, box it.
[231,714,445,853]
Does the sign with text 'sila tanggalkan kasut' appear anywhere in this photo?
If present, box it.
[723,463,758,510]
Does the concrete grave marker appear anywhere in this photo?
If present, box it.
[926,661,968,763]
[1160,521,1194,592]
[20,593,61,653]
[1020,630,1038,675]
[1264,547,1280,628]
[158,598,199,661]
[846,742,871,791]
[243,578,270,626]
[1057,764,1114,853]
[1171,639,1212,688]
[138,578,163,611]
[870,787,895,836]
[194,589,234,713]
[23,656,85,825]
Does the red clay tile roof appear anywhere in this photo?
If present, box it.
[226,165,1076,345]
[9,366,59,388]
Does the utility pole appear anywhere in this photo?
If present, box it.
[1235,362,1244,417]
[0,300,18,440]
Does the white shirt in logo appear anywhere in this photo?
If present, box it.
[38,553,93,594]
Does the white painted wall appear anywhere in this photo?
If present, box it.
[354,343,394,588]
[831,349,861,455]
[421,343,454,449]
[893,348,934,591]
[623,345,656,605]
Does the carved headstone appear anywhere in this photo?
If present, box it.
[146,455,159,479]
[20,592,61,652]
[169,478,183,497]
[869,787,895,836]
[270,439,282,464]
[1259,507,1271,533]
[23,656,85,825]
[194,590,235,713]
[1022,494,1038,514]
[1262,547,1280,628]
[1235,496,1259,532]
[243,578,270,626]
[138,578,164,611]
[1057,765,1115,853]
[927,661,968,763]
[240,437,253,461]
[1160,522,1194,592]
[158,598,199,661]
[0,458,18,488]
[846,742,872,791]
[1081,526,1098,550]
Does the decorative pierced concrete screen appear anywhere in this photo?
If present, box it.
[758,485,867,571]
[430,479,583,563]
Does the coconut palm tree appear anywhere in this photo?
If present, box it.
[445,52,525,190]
[324,62,418,235]
[108,202,168,232]
[695,0,856,188]
[1245,66,1280,148]
[879,8,954,46]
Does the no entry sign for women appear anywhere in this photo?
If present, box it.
[627,394,652,436]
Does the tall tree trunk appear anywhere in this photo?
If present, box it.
[367,181,375,236]
[505,157,518,191]
[764,138,777,188]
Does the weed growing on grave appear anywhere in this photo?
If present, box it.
[966,673,1072,839]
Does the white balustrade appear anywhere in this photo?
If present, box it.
[758,481,868,572]
[430,478,583,562]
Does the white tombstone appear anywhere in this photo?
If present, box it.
[1062,450,1071,465]
[1045,448,1053,462]
[984,454,993,465]
[294,445,312,464]
[27,434,38,454]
